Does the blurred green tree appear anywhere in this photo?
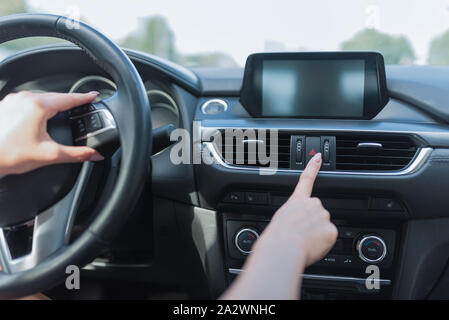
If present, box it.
[0,0,26,15]
[0,0,65,53]
[428,30,449,65]
[120,16,238,67]
[0,3,237,67]
[182,52,238,68]
[121,16,178,62]
[341,29,415,64]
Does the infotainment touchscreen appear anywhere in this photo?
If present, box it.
[240,52,388,119]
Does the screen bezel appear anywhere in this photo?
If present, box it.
[240,52,388,119]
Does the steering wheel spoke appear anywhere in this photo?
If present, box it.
[0,162,94,274]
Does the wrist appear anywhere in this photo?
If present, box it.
[249,235,308,281]
[226,238,307,300]
[254,233,308,267]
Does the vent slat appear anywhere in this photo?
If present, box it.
[216,130,291,169]
[214,131,418,172]
[335,135,417,172]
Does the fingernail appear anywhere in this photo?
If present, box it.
[89,153,104,161]
[314,153,322,162]
[88,91,100,96]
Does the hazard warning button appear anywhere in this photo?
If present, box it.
[305,136,321,165]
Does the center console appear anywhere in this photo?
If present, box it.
[194,52,415,299]
[220,193,403,299]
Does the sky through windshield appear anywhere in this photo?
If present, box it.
[2,0,449,67]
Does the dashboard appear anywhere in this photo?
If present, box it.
[68,75,179,129]
[10,52,181,131]
[2,44,449,300]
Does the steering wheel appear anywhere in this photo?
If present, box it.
[0,14,152,298]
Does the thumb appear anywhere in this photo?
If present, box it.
[51,144,104,164]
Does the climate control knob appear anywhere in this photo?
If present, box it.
[356,235,387,264]
[235,228,259,255]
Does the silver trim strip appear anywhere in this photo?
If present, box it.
[357,142,383,149]
[83,258,151,270]
[243,139,265,145]
[227,268,242,275]
[69,75,117,93]
[228,268,391,285]
[147,89,179,118]
[204,142,432,176]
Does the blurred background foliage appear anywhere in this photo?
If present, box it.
[428,30,449,65]
[119,16,239,67]
[0,0,65,52]
[1,0,449,67]
[341,29,415,65]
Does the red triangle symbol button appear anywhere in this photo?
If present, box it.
[309,148,316,156]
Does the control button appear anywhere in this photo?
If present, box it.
[295,137,304,164]
[357,235,387,264]
[246,192,268,205]
[70,104,95,117]
[317,254,340,266]
[339,227,358,239]
[235,228,259,255]
[223,192,245,203]
[321,198,368,210]
[323,139,330,163]
[305,137,321,164]
[340,255,355,267]
[290,135,306,170]
[323,256,338,263]
[370,198,403,211]
[71,118,87,138]
[84,112,103,133]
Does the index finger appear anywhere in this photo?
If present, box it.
[36,91,99,116]
[293,152,322,198]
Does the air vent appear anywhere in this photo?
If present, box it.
[214,130,291,169]
[335,134,418,171]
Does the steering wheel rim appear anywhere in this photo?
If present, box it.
[0,13,152,298]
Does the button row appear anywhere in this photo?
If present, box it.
[370,198,403,211]
[70,104,96,117]
[223,192,269,205]
[321,197,403,212]
[71,111,104,139]
[222,191,403,212]
[290,135,336,170]
[316,254,356,268]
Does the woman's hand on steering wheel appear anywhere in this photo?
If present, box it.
[0,91,104,175]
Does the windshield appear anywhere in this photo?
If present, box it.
[1,0,449,68]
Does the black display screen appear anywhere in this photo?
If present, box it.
[240,52,388,119]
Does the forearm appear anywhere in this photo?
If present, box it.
[220,239,307,300]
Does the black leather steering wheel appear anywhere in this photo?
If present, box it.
[0,14,151,298]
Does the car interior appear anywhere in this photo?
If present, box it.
[2,11,449,300]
